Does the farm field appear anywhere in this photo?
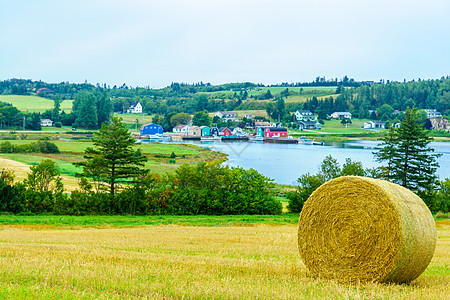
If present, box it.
[0,218,448,299]
[0,95,73,113]
[0,139,226,190]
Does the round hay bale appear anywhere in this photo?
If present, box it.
[298,176,436,283]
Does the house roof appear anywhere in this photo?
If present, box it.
[298,121,318,125]
[265,127,287,132]
[333,112,352,115]
[219,127,230,131]
[296,110,313,115]
[140,123,161,130]
[40,119,53,122]
[174,124,189,129]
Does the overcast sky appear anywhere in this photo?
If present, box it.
[1,0,449,88]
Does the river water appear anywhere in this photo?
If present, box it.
[143,139,450,185]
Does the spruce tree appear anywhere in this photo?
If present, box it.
[74,116,148,196]
[374,108,441,192]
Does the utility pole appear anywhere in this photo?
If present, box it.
[23,116,25,131]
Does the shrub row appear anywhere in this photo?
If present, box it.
[0,163,282,215]
[0,140,60,153]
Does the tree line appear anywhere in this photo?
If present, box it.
[0,117,282,215]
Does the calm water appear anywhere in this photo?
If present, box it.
[144,139,450,185]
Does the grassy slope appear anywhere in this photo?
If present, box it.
[0,140,226,190]
[0,218,447,299]
[0,95,73,113]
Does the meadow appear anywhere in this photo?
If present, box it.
[0,216,448,299]
[0,139,226,190]
[0,95,73,113]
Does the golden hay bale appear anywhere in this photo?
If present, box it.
[298,176,436,284]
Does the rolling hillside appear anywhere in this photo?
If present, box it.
[0,95,73,113]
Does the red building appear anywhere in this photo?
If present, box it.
[260,127,288,137]
[218,127,232,136]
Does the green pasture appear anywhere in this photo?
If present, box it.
[0,95,73,113]
[0,153,82,177]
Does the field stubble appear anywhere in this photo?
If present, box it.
[0,221,448,299]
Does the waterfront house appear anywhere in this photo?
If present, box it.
[219,127,232,136]
[189,126,202,136]
[200,126,211,136]
[140,123,163,135]
[230,127,245,135]
[210,127,219,136]
[257,127,288,138]
[173,124,190,134]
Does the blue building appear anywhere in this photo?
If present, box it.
[140,123,163,135]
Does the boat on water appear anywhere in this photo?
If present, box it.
[312,140,325,145]
[298,136,313,145]
[200,136,222,141]
[249,136,264,142]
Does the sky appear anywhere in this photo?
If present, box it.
[1,0,449,88]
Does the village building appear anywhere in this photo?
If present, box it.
[427,118,448,130]
[127,102,143,114]
[363,121,386,129]
[229,127,245,136]
[330,112,352,120]
[172,124,190,134]
[189,126,202,136]
[424,109,443,119]
[257,127,288,138]
[254,121,275,127]
[40,119,53,127]
[210,127,219,136]
[294,110,317,122]
[200,126,211,136]
[140,123,163,135]
[218,127,232,136]
[298,121,321,130]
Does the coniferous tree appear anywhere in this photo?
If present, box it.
[74,116,148,196]
[374,108,441,192]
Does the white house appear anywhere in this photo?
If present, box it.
[127,102,142,114]
[172,124,190,134]
[363,121,385,129]
[424,109,442,119]
[294,110,317,122]
[215,111,239,122]
[330,112,352,120]
[230,127,245,135]
[40,119,53,127]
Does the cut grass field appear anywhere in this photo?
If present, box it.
[0,95,73,113]
[0,217,448,299]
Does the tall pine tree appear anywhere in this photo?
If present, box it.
[74,116,147,196]
[374,108,441,192]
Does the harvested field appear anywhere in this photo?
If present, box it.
[0,222,448,299]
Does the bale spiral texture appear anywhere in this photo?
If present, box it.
[298,176,436,283]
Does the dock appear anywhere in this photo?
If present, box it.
[264,137,298,144]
